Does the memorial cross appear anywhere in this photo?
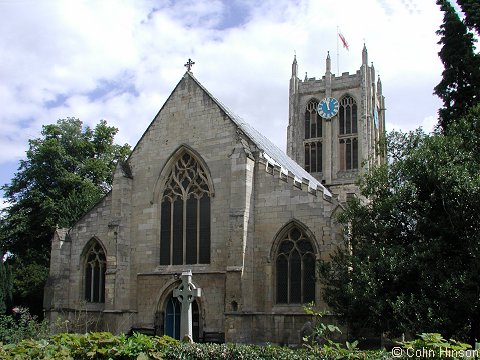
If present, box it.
[173,270,201,341]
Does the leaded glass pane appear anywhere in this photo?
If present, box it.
[276,226,316,304]
[279,240,294,254]
[186,197,197,264]
[290,250,302,303]
[85,264,92,301]
[84,241,106,303]
[276,255,288,304]
[303,253,316,303]
[304,102,323,174]
[161,151,212,265]
[305,112,311,139]
[311,144,317,172]
[311,117,317,138]
[305,100,322,140]
[172,198,183,265]
[304,143,310,172]
[199,196,211,264]
[339,96,358,171]
[93,265,100,302]
[100,267,106,302]
[346,139,352,170]
[352,104,358,133]
[353,138,358,169]
[339,139,345,170]
[340,107,345,135]
[298,239,313,253]
[346,105,351,134]
[290,228,301,241]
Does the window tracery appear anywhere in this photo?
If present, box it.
[339,96,358,170]
[160,152,211,265]
[84,241,106,303]
[304,99,323,173]
[276,226,316,304]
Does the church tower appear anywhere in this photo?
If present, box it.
[287,45,386,202]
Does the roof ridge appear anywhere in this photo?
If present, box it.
[186,73,332,198]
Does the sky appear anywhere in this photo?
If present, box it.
[0,0,449,205]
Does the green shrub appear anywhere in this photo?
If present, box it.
[160,342,317,360]
[0,332,179,359]
[0,331,392,359]
[301,302,379,359]
[302,302,342,344]
[0,307,49,344]
[400,333,472,359]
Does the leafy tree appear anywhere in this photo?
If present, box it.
[0,258,12,314]
[456,0,480,35]
[0,118,130,315]
[434,0,480,131]
[320,2,480,342]
[319,105,480,342]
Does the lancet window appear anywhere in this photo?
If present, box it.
[339,96,358,170]
[84,240,106,303]
[160,152,211,265]
[304,99,323,173]
[276,226,316,304]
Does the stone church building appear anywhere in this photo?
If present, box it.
[44,46,385,344]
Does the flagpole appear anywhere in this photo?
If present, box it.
[336,26,340,75]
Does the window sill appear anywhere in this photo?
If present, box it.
[272,304,312,314]
[336,170,359,178]
[81,302,105,312]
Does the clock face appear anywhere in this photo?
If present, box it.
[317,97,339,119]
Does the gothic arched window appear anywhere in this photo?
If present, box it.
[160,152,211,265]
[84,240,106,303]
[276,226,316,304]
[339,96,358,170]
[304,100,322,173]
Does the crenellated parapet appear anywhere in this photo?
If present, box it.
[258,153,333,203]
[287,45,386,202]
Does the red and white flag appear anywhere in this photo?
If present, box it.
[338,31,349,51]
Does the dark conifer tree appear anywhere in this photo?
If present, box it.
[456,0,480,35]
[434,0,480,131]
[0,258,12,314]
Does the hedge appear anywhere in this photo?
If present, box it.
[0,331,389,360]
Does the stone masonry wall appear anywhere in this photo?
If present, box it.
[46,72,344,344]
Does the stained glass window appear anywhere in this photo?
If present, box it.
[84,241,106,303]
[160,152,211,265]
[339,96,358,170]
[276,226,316,304]
[304,100,323,173]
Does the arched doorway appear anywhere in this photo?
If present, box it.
[164,295,180,339]
[161,292,200,341]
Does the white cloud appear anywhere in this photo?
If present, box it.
[0,0,448,191]
[421,115,438,133]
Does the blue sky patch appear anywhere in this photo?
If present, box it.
[87,77,139,102]
[216,0,250,30]
[45,94,69,109]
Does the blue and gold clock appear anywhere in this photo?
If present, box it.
[317,97,339,119]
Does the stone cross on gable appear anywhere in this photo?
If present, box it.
[184,58,195,72]
[173,270,201,341]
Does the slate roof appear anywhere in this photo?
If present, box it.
[188,72,331,198]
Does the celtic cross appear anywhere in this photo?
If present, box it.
[173,270,201,341]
